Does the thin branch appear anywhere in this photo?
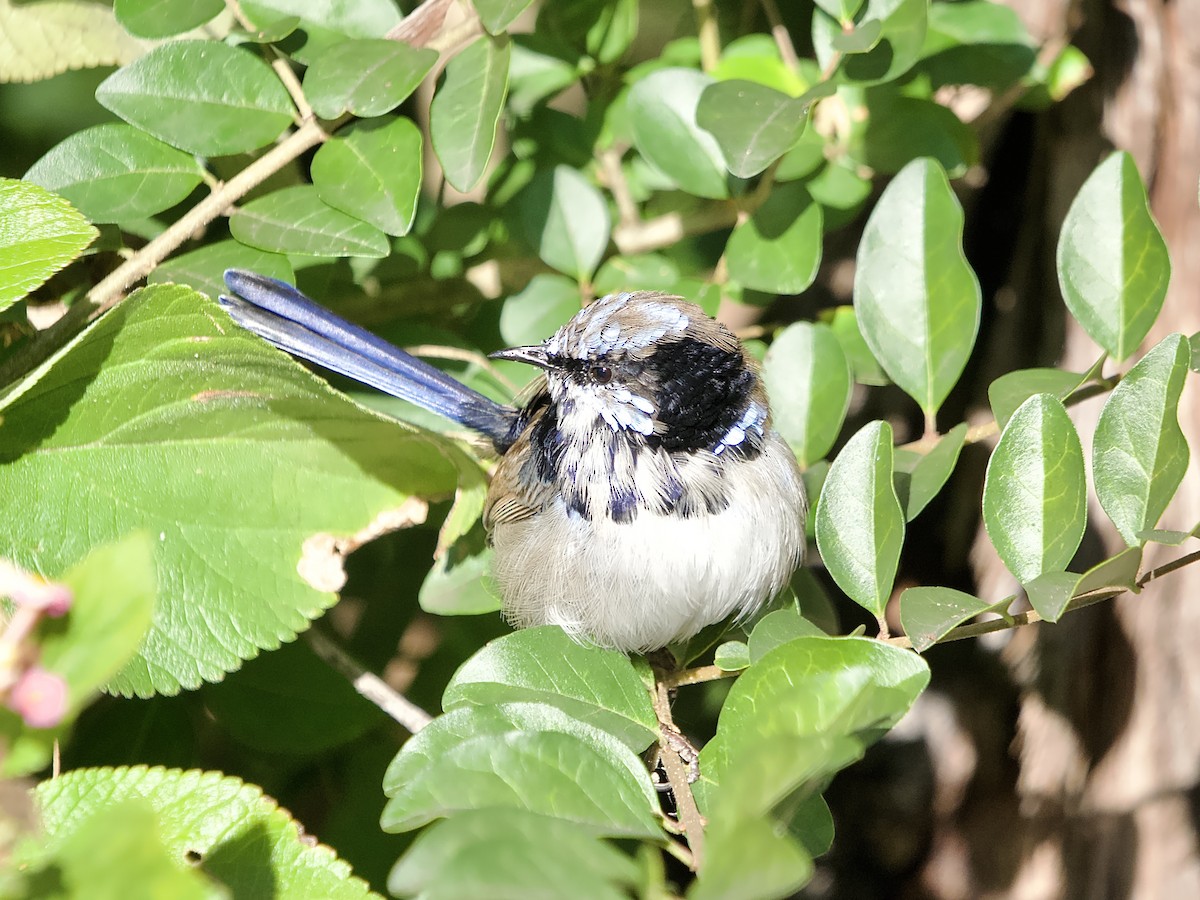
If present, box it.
[305,628,433,733]
[651,671,706,869]
[404,343,521,392]
[89,118,327,311]
[663,664,738,689]
[597,147,639,229]
[760,0,799,72]
[692,0,721,72]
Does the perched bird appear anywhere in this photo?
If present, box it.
[220,270,806,653]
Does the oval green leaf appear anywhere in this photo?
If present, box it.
[515,166,611,281]
[442,626,658,751]
[36,767,376,899]
[988,367,1090,430]
[899,586,990,652]
[430,34,511,192]
[1057,151,1171,362]
[149,239,294,300]
[303,38,437,120]
[114,0,223,37]
[499,273,581,347]
[96,41,295,157]
[389,809,637,900]
[814,420,905,618]
[854,157,982,416]
[473,0,539,34]
[230,185,390,258]
[725,181,823,294]
[893,422,968,521]
[982,393,1087,583]
[312,116,423,236]
[696,80,807,178]
[0,178,97,313]
[628,67,729,199]
[1093,333,1190,545]
[813,0,928,85]
[25,123,204,224]
[762,321,852,468]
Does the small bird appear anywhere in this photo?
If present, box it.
[220,270,806,653]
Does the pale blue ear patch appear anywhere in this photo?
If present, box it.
[548,291,689,358]
[714,402,766,454]
[599,387,656,435]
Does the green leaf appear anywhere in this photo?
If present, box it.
[852,93,977,178]
[703,635,929,782]
[541,0,638,64]
[814,0,867,20]
[748,608,825,664]
[983,394,1087,583]
[825,305,890,385]
[473,0,539,34]
[25,124,204,224]
[32,800,223,900]
[899,586,990,652]
[1073,545,1142,597]
[0,0,144,83]
[1023,571,1078,623]
[381,728,659,837]
[202,640,381,754]
[312,117,423,237]
[696,80,807,178]
[814,421,904,618]
[832,18,883,53]
[442,627,658,751]
[854,157,981,416]
[693,814,814,900]
[1057,151,1171,362]
[0,178,96,313]
[303,38,437,119]
[389,808,637,900]
[893,422,968,521]
[149,239,294,300]
[814,0,928,85]
[762,322,851,468]
[725,181,823,294]
[430,34,511,192]
[241,0,402,64]
[419,545,500,615]
[919,0,1036,91]
[499,273,580,346]
[988,367,1090,429]
[114,0,223,38]
[628,68,729,199]
[230,185,389,258]
[96,41,295,157]
[0,285,466,695]
[714,641,751,671]
[516,166,611,280]
[36,767,379,899]
[1093,334,1190,545]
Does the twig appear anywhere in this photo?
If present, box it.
[304,628,433,733]
[226,0,312,120]
[404,343,521,392]
[597,147,640,229]
[89,118,327,311]
[760,0,799,72]
[663,664,738,689]
[651,670,706,868]
[692,0,721,72]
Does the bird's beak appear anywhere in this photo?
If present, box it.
[489,345,553,369]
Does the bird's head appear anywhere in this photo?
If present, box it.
[491,291,768,456]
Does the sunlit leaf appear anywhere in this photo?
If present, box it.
[725,181,823,294]
[899,586,990,652]
[0,177,96,313]
[230,185,390,258]
[430,34,511,192]
[515,166,611,280]
[1093,334,1190,545]
[1057,151,1171,361]
[114,0,223,38]
[696,80,807,178]
[303,38,436,119]
[982,394,1086,583]
[893,423,968,521]
[762,321,852,468]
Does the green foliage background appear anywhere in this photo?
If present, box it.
[0,1,1190,898]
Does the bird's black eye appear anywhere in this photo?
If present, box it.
[590,364,614,385]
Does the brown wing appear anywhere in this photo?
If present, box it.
[483,399,557,532]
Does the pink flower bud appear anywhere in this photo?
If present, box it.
[9,667,69,729]
[10,579,73,617]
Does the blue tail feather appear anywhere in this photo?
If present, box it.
[220,269,518,449]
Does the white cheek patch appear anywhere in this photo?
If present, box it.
[714,401,766,455]
[560,381,656,436]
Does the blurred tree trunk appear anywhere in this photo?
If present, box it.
[922,1,1200,897]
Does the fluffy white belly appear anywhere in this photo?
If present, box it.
[490,435,806,652]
